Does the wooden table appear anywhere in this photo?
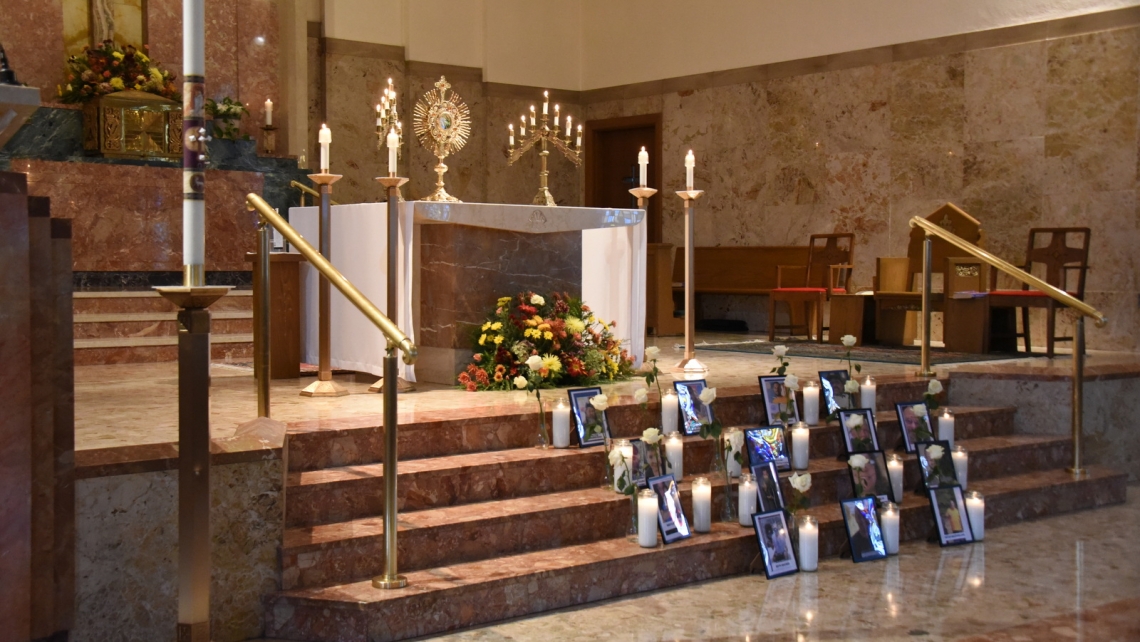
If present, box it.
[245,251,305,379]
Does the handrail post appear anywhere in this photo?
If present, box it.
[1068,316,1086,477]
[919,235,934,377]
[255,216,271,417]
[301,173,349,397]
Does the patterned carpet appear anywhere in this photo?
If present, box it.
[694,338,1037,365]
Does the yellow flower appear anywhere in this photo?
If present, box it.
[479,334,487,346]
[494,335,503,344]
[482,322,491,331]
[541,354,562,373]
[491,321,502,331]
[149,67,163,83]
[565,318,585,334]
[137,52,150,63]
[497,296,512,306]
[537,323,551,332]
[525,318,538,327]
[544,331,554,340]
[109,77,125,90]
[112,51,125,60]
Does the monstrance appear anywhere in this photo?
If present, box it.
[413,76,471,202]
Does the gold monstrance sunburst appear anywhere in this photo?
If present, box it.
[413,76,471,202]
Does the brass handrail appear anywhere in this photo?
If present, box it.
[289,180,340,206]
[245,193,416,363]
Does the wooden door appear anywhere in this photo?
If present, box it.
[584,114,663,243]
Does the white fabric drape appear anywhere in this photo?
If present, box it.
[581,218,647,369]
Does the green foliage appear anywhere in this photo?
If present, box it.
[206,97,250,141]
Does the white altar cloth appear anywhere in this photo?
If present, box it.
[290,201,646,381]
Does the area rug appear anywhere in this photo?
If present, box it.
[693,339,1035,365]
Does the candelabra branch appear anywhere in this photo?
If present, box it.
[507,101,582,206]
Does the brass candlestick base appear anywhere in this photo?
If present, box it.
[374,175,407,202]
[675,189,705,372]
[301,379,348,397]
[261,125,277,155]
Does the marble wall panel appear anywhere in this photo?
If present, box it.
[961,137,1046,261]
[964,41,1047,143]
[236,0,280,141]
[0,0,64,103]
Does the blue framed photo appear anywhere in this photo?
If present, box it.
[840,496,887,563]
[648,474,692,544]
[745,425,789,471]
[567,387,608,447]
[752,462,785,513]
[752,510,799,579]
[838,408,879,454]
[930,485,974,547]
[759,375,799,425]
[818,369,852,415]
[630,438,663,488]
[673,379,713,436]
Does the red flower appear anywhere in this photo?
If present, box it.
[458,372,471,385]
[102,71,111,78]
[473,354,482,362]
[466,382,477,392]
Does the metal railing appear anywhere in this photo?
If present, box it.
[290,180,340,207]
[910,215,1107,477]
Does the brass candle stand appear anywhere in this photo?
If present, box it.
[375,79,406,201]
[508,91,581,206]
[301,172,349,397]
[261,125,277,155]
[675,189,706,373]
[368,174,415,395]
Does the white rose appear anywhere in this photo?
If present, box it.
[845,414,864,429]
[772,345,788,358]
[784,374,800,391]
[927,379,944,395]
[926,444,944,461]
[728,429,744,451]
[525,355,543,371]
[848,453,869,470]
[530,294,545,306]
[698,387,717,405]
[608,447,624,468]
[513,376,528,389]
[642,427,662,445]
[789,472,812,493]
[841,335,857,348]
[645,346,660,361]
[913,404,928,418]
[633,388,649,404]
[590,394,609,412]
[844,379,861,394]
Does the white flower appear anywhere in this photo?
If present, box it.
[698,387,717,405]
[530,294,545,306]
[848,454,869,470]
[772,345,788,358]
[913,404,928,418]
[728,429,744,451]
[645,346,660,361]
[633,388,649,404]
[789,472,812,493]
[844,379,861,394]
[525,355,543,371]
[926,444,944,461]
[608,447,625,467]
[784,374,800,391]
[927,379,944,395]
[590,394,609,412]
[642,427,662,445]
[844,414,864,429]
[841,335,857,348]
[513,376,528,389]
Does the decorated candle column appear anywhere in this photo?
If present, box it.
[638,146,648,187]
[182,0,207,286]
[661,389,679,435]
[881,502,900,555]
[552,398,570,448]
[887,453,904,504]
[738,473,757,526]
[965,490,985,540]
[803,381,820,425]
[692,477,711,532]
[798,515,819,571]
[613,439,633,492]
[665,431,684,480]
[938,408,955,448]
[791,422,810,470]
[638,489,658,547]
[860,376,877,412]
[952,445,968,490]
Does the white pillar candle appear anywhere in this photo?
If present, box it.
[965,490,985,540]
[552,398,570,448]
[614,439,633,492]
[638,489,658,547]
[554,104,560,127]
[519,116,526,137]
[318,123,331,173]
[938,408,955,448]
[508,124,514,147]
[738,473,757,526]
[542,90,548,115]
[882,502,900,555]
[725,427,742,478]
[386,127,399,176]
[952,445,968,490]
[576,124,582,148]
[638,146,648,187]
[685,149,695,190]
[791,422,810,470]
[661,390,679,435]
[803,381,820,425]
[264,98,273,126]
[565,115,572,138]
[692,477,711,533]
[665,432,684,480]
[529,105,536,127]
[887,453,904,504]
[860,376,877,412]
[375,104,382,126]
[798,515,819,571]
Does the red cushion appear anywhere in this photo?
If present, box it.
[772,287,847,293]
[991,290,1078,297]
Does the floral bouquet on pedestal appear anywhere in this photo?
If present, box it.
[58,41,178,103]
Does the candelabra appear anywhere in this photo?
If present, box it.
[375,77,405,200]
[507,90,582,206]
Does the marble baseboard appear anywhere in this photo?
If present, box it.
[72,341,253,366]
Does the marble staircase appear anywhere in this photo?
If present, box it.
[264,379,1127,642]
[72,290,253,365]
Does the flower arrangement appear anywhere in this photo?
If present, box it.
[460,291,635,392]
[57,40,178,104]
[205,96,250,140]
[786,472,812,515]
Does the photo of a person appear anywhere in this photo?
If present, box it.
[848,451,895,504]
[930,485,973,546]
[567,387,608,447]
[917,440,958,490]
[674,380,713,435]
[751,511,798,578]
[752,462,785,512]
[746,426,790,470]
[839,409,879,453]
[819,370,852,415]
[840,497,887,562]
[649,475,692,544]
[895,401,932,453]
[630,439,663,487]
[759,375,800,425]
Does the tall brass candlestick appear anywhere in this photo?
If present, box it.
[508,91,581,206]
[301,172,349,397]
[676,189,705,373]
[368,176,415,394]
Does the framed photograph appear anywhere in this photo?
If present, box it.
[629,438,664,488]
[745,426,789,471]
[759,375,800,425]
[840,496,888,563]
[838,408,879,453]
[752,462,785,513]
[930,485,974,546]
[916,440,958,490]
[751,510,799,579]
[673,379,713,436]
[567,387,608,448]
[818,369,852,415]
[895,401,934,453]
[648,474,692,544]
[847,450,895,505]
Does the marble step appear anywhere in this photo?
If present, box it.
[285,379,959,472]
[72,289,253,314]
[73,333,254,366]
[265,466,1127,642]
[73,313,252,339]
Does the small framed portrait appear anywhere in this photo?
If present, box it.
[895,401,934,453]
[758,375,800,425]
[751,510,799,579]
[752,462,785,513]
[629,438,664,488]
[673,379,713,436]
[847,451,895,505]
[838,408,879,453]
[929,485,974,546]
[818,369,852,415]
[648,474,692,544]
[916,440,958,490]
[745,426,789,471]
[840,496,888,563]
[567,387,609,448]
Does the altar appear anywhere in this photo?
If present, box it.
[290,201,646,384]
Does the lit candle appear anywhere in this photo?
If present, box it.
[554,104,560,127]
[638,146,648,187]
[318,123,331,173]
[508,123,514,147]
[685,149,695,190]
[386,127,398,176]
[542,90,548,115]
[661,390,679,435]
[952,445,968,490]
[803,381,820,425]
[882,502,900,555]
[938,408,955,448]
[887,453,904,504]
[692,477,711,533]
[738,473,757,526]
[860,375,877,412]
[576,124,582,148]
[965,490,985,541]
[565,115,572,138]
[614,439,633,492]
[375,103,382,127]
[264,98,273,126]
[552,398,570,448]
[520,115,526,137]
[791,422,810,470]
[665,432,684,480]
[529,105,536,127]
[725,427,742,477]
[638,489,658,547]
[798,515,819,571]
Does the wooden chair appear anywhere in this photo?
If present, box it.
[988,227,1090,357]
[768,234,854,342]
